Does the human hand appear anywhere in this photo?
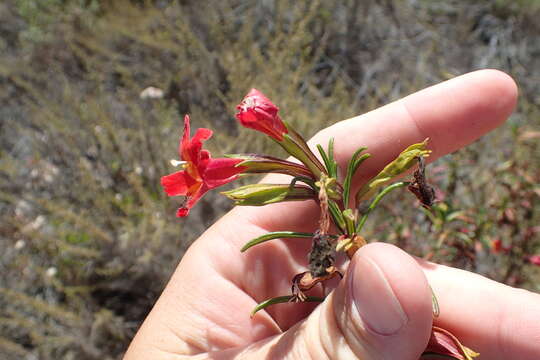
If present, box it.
[125,70,539,360]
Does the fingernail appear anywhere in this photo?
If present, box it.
[350,254,408,335]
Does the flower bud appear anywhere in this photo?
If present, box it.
[236,89,288,141]
[222,183,316,206]
[356,138,432,202]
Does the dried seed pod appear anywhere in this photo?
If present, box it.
[308,231,336,277]
[408,156,436,208]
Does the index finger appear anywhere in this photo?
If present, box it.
[236,69,517,232]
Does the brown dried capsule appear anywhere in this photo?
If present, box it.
[408,157,436,208]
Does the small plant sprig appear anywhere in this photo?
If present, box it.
[161,89,479,360]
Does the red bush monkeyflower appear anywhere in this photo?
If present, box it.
[236,88,288,141]
[491,238,503,253]
[528,255,540,266]
[161,115,244,217]
[490,238,511,254]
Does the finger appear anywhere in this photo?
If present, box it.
[239,68,517,232]
[208,243,433,360]
[211,68,517,328]
[420,261,540,360]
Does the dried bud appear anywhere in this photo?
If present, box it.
[408,156,436,208]
[308,231,336,277]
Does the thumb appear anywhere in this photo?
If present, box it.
[226,243,433,359]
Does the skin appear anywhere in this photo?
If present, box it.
[125,70,540,360]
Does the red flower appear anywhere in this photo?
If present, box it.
[491,238,503,253]
[490,238,510,254]
[161,115,244,217]
[236,88,288,141]
[528,255,540,266]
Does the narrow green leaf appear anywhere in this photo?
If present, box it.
[343,147,370,208]
[316,144,333,176]
[241,231,314,252]
[356,182,409,233]
[431,285,440,318]
[353,152,370,173]
[328,200,346,233]
[445,211,465,223]
[327,138,338,178]
[289,176,317,189]
[251,295,325,317]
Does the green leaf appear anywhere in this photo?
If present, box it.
[356,139,431,203]
[317,138,337,178]
[343,147,370,208]
[328,199,346,233]
[356,182,409,233]
[241,231,314,252]
[222,183,316,206]
[445,210,465,223]
[327,138,338,178]
[289,176,317,190]
[251,295,325,317]
[430,285,440,318]
[317,144,333,177]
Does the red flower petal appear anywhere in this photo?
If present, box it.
[178,183,210,217]
[189,128,213,159]
[161,171,191,196]
[180,114,192,159]
[491,238,503,254]
[180,115,213,163]
[176,207,190,217]
[203,158,245,188]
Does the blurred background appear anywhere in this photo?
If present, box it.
[0,0,539,359]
